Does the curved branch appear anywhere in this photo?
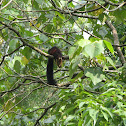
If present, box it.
[105,1,126,12]
[72,2,108,13]
[105,20,125,65]
[50,0,98,19]
[0,21,53,58]
[112,44,126,47]
[0,45,23,66]
[0,0,13,11]
[0,79,27,97]
[34,102,56,126]
[104,0,123,6]
[0,84,44,120]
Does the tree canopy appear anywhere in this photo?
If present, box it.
[0,0,126,125]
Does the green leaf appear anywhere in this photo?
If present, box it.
[101,106,113,119]
[14,60,21,73]
[23,0,28,4]
[8,39,18,53]
[54,0,61,7]
[39,34,48,42]
[25,30,33,37]
[117,102,125,109]
[106,57,116,69]
[99,13,105,22]
[113,9,126,23]
[45,24,54,33]
[73,46,82,58]
[59,106,66,112]
[70,72,83,83]
[89,109,97,120]
[101,88,116,96]
[64,115,75,124]
[32,0,39,9]
[68,47,76,59]
[84,40,104,58]
[55,11,65,20]
[21,47,32,60]
[35,0,43,5]
[98,26,108,38]
[103,40,114,55]
[38,13,47,23]
[62,107,75,117]
[84,67,105,85]
[123,118,126,126]
[75,39,91,47]
[21,56,29,65]
[89,109,99,126]
[79,102,85,108]
[84,115,92,126]
[69,55,81,78]
[90,37,100,42]
[43,115,56,123]
[101,110,108,121]
[4,9,19,16]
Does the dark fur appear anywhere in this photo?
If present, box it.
[48,46,62,60]
[47,46,62,85]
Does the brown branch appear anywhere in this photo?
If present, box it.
[72,2,108,13]
[50,0,98,19]
[0,21,53,58]
[84,88,101,94]
[105,20,125,65]
[0,84,44,119]
[104,0,123,6]
[94,60,123,70]
[72,13,98,19]
[0,45,23,66]
[0,85,20,97]
[0,0,4,5]
[0,79,27,97]
[105,1,126,12]
[0,0,13,11]
[34,102,56,126]
[14,1,73,46]
[112,44,126,47]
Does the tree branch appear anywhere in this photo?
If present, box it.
[34,102,56,126]
[105,1,126,12]
[0,45,23,66]
[105,20,125,65]
[104,0,123,6]
[0,21,53,58]
[49,0,98,19]
[0,0,13,11]
[0,84,44,120]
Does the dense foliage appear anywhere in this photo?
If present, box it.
[0,0,126,125]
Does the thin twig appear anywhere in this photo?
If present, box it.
[0,0,13,11]
[0,45,23,66]
[34,102,56,126]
